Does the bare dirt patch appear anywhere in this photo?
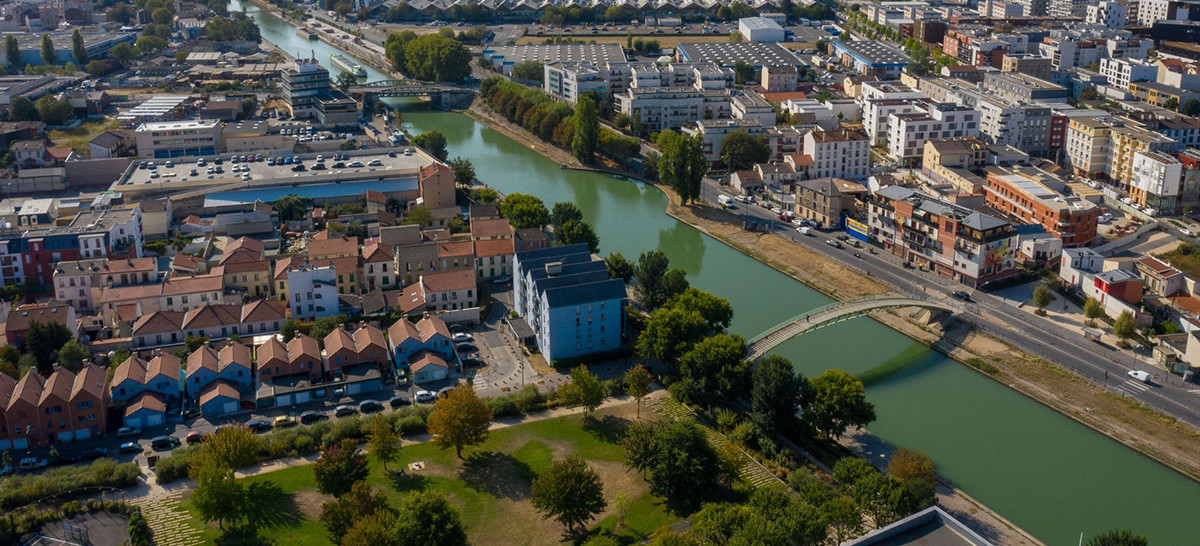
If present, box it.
[294,489,333,520]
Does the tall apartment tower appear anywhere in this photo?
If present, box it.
[1049,0,1090,18]
[282,58,331,120]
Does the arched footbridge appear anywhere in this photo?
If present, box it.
[745,295,962,361]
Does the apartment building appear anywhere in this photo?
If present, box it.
[802,129,869,180]
[683,119,771,166]
[362,243,395,292]
[543,61,607,104]
[1049,0,1089,18]
[1137,0,1199,26]
[2,300,78,347]
[730,91,776,126]
[0,206,144,288]
[615,87,733,132]
[324,324,389,376]
[984,166,1099,247]
[286,262,338,320]
[1001,53,1053,81]
[887,103,981,164]
[982,72,1069,103]
[868,186,1019,287]
[793,178,868,229]
[1066,115,1118,180]
[1087,1,1128,28]
[1130,150,1185,214]
[419,269,477,312]
[53,257,160,314]
[1110,124,1178,187]
[1100,58,1158,91]
[922,78,1053,156]
[282,58,331,120]
[863,97,929,147]
[134,119,222,159]
[922,138,990,194]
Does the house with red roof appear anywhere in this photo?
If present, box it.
[5,371,46,448]
[0,372,16,450]
[2,300,78,347]
[388,316,455,366]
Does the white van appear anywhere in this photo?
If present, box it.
[718,194,734,208]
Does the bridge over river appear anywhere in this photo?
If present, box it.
[348,80,476,109]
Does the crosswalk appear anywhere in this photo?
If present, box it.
[1123,379,1151,394]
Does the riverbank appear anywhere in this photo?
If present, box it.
[463,99,1200,484]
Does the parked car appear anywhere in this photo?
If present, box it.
[186,431,205,444]
[461,356,483,367]
[246,419,273,433]
[389,396,411,408]
[449,324,467,334]
[300,411,327,425]
[150,436,180,450]
[414,390,437,403]
[119,441,141,454]
[826,239,842,249]
[335,405,358,417]
[494,275,512,283]
[117,426,141,438]
[274,415,298,428]
[456,342,477,352]
[0,465,13,476]
[359,399,384,413]
[1127,370,1151,383]
[80,447,110,461]
[452,332,473,342]
[950,291,972,302]
[18,457,48,471]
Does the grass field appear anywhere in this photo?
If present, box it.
[49,118,119,157]
[181,405,680,545]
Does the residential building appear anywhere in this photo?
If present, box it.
[419,269,477,312]
[983,166,1099,247]
[1130,151,1185,214]
[53,257,158,313]
[615,87,725,132]
[257,333,323,384]
[5,371,45,449]
[362,243,396,292]
[1087,1,1128,28]
[135,119,222,159]
[419,162,458,210]
[214,237,270,299]
[863,97,928,147]
[683,119,771,166]
[1109,124,1178,187]
[186,341,254,402]
[110,353,181,416]
[982,72,1069,103]
[761,65,798,93]
[793,178,868,229]
[410,352,450,383]
[1100,58,1158,91]
[730,91,776,126]
[887,103,981,164]
[1049,0,1089,17]
[1129,81,1200,110]
[544,61,607,103]
[286,262,338,320]
[388,316,455,365]
[2,300,77,347]
[1059,247,1105,290]
[482,44,626,76]
[868,186,1019,287]
[922,138,989,194]
[803,129,869,180]
[1001,54,1053,81]
[476,239,515,281]
[1137,0,1200,26]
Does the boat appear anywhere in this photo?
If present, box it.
[297,25,317,40]
[330,53,367,78]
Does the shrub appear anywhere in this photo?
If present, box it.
[515,384,546,413]
[0,459,141,509]
[153,447,198,484]
[487,395,521,418]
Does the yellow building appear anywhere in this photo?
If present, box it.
[1109,124,1176,189]
[214,237,270,299]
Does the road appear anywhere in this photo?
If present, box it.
[702,179,1200,428]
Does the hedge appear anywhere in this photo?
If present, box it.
[0,458,140,510]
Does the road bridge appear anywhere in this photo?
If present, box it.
[348,80,476,108]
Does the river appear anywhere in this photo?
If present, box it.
[235,1,1198,542]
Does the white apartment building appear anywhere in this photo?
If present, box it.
[134,119,222,159]
[1039,37,1099,71]
[616,87,736,132]
[1130,150,1184,213]
[802,129,869,180]
[1087,1,1128,28]
[1137,0,1193,26]
[287,263,338,320]
[1008,0,1049,16]
[543,61,608,104]
[1049,0,1088,17]
[887,103,981,164]
[731,91,776,126]
[864,98,928,147]
[1100,58,1158,91]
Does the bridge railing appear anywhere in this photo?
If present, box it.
[748,294,935,345]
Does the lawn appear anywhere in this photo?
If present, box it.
[49,118,119,157]
[180,406,679,545]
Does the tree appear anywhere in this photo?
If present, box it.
[632,250,670,308]
[195,425,264,471]
[1078,86,1099,101]
[511,60,545,82]
[367,413,401,473]
[320,482,393,543]
[1113,310,1137,341]
[573,95,600,164]
[392,492,469,546]
[624,365,652,418]
[412,131,448,161]
[622,420,657,478]
[5,35,17,70]
[8,96,37,122]
[274,195,313,222]
[191,458,243,529]
[659,269,689,304]
[333,1,352,17]
[403,34,471,83]
[449,157,475,185]
[636,306,708,367]
[1182,98,1200,116]
[751,355,804,437]
[71,30,88,66]
[343,510,400,546]
[1032,284,1053,310]
[554,219,599,253]
[1165,97,1180,111]
[336,71,359,91]
[642,420,729,508]
[531,456,607,535]
[1085,530,1149,546]
[41,34,56,65]
[26,320,74,375]
[314,440,370,496]
[86,60,111,78]
[110,42,135,66]
[1084,298,1106,323]
[804,369,876,440]
[822,496,863,544]
[500,193,550,229]
[152,6,174,24]
[604,252,634,283]
[732,60,755,85]
[428,384,492,458]
[656,131,706,204]
[887,447,935,484]
[674,334,749,407]
[665,288,732,332]
[558,365,606,415]
[404,205,433,227]
[35,96,72,125]
[385,30,418,73]
[720,130,770,171]
[551,202,584,228]
[134,36,168,56]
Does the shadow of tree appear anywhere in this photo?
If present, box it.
[582,414,630,444]
[215,525,274,546]
[459,451,534,500]
[239,481,302,533]
[389,469,430,493]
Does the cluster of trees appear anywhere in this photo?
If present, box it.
[203,17,262,43]
[510,61,544,83]
[384,31,471,83]
[842,11,955,76]
[720,129,770,171]
[6,94,75,125]
[479,76,577,152]
[498,194,600,253]
[0,321,89,379]
[654,130,706,204]
[189,427,268,530]
[411,131,449,161]
[623,419,734,509]
[382,1,492,23]
[626,37,661,54]
[715,1,758,20]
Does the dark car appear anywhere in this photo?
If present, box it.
[299,411,327,425]
[950,291,972,302]
[185,431,205,444]
[150,435,180,451]
[246,419,273,433]
[388,396,410,408]
[456,342,477,352]
[79,447,110,460]
[291,164,306,172]
[119,441,141,454]
[359,399,384,414]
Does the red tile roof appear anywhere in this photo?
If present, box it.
[475,238,514,258]
[40,367,76,406]
[421,269,476,293]
[198,379,239,405]
[470,218,513,240]
[70,363,108,401]
[5,300,73,334]
[125,391,166,414]
[9,371,45,409]
[409,350,448,373]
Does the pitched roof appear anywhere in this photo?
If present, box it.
[309,233,358,258]
[354,324,387,353]
[70,363,108,400]
[288,334,321,364]
[242,300,286,323]
[219,342,252,372]
[131,311,184,336]
[470,218,513,240]
[274,255,306,280]
[256,336,288,370]
[186,346,219,378]
[421,269,476,293]
[438,240,475,258]
[5,300,73,333]
[475,238,515,258]
[183,304,243,330]
[150,353,181,382]
[324,327,355,355]
[9,371,45,409]
[198,379,239,404]
[126,391,166,415]
[100,283,163,304]
[40,367,76,405]
[417,316,451,342]
[409,350,448,373]
[0,373,16,410]
[163,274,223,296]
[362,242,393,263]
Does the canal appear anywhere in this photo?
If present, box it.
[236,1,1197,542]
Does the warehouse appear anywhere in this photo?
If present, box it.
[739,17,786,42]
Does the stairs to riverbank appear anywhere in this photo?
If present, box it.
[646,395,783,491]
[127,490,203,546]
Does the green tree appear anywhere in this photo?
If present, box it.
[558,365,606,415]
[274,195,313,222]
[511,60,545,82]
[1182,98,1200,116]
[822,496,863,544]
[1084,298,1106,322]
[319,482,393,543]
[449,157,475,185]
[732,60,755,85]
[404,205,433,227]
[751,354,804,437]
[344,510,399,546]
[573,95,600,164]
[86,60,110,78]
[412,131,448,161]
[152,7,174,24]
[1032,284,1053,310]
[1085,530,1149,546]
[314,440,370,496]
[428,384,492,458]
[551,202,584,228]
[195,424,263,471]
[659,269,690,308]
[336,71,358,91]
[8,96,37,122]
[804,369,876,440]
[367,414,401,473]
[1113,310,1137,341]
[674,333,749,407]
[656,130,706,204]
[642,420,729,508]
[35,96,72,125]
[1078,86,1100,101]
[554,219,599,253]
[71,30,87,65]
[622,420,657,478]
[604,252,634,283]
[636,306,707,367]
[632,250,670,308]
[26,320,74,375]
[191,458,243,530]
[56,340,91,372]
[333,1,352,17]
[385,30,418,74]
[110,42,135,66]
[41,34,55,65]
[665,288,732,332]
[403,34,471,83]
[500,193,550,229]
[392,492,468,546]
[531,456,607,535]
[5,35,18,70]
[624,364,652,418]
[1165,97,1180,111]
[887,447,935,484]
[720,130,770,171]
[134,36,167,56]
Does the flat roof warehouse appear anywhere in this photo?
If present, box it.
[676,42,803,68]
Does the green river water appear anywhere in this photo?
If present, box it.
[238,2,1197,541]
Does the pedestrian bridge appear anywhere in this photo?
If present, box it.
[348,80,475,104]
[745,295,961,361]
